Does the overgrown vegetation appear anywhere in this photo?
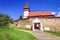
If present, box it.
[19,15,23,20]
[0,14,13,28]
[0,28,37,40]
[45,31,60,37]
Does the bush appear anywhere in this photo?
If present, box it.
[0,14,13,28]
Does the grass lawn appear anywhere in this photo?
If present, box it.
[17,28,31,31]
[0,28,37,40]
[45,31,60,37]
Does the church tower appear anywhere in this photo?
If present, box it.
[23,3,30,18]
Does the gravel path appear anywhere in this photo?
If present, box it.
[16,29,60,40]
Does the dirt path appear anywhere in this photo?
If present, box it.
[15,29,60,40]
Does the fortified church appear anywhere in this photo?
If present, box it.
[12,3,60,31]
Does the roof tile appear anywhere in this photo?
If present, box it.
[28,12,53,17]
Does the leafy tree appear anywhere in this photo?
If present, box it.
[19,15,23,20]
[0,13,13,28]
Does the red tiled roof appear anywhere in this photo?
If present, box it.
[24,3,29,8]
[28,12,53,17]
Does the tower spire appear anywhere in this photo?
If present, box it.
[23,2,30,18]
[24,2,29,8]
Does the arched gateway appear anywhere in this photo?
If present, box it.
[32,18,43,31]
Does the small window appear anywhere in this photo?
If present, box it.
[26,21,30,25]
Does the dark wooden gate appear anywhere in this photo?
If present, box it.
[34,23,40,30]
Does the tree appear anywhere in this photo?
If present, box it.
[19,15,23,20]
[0,13,13,28]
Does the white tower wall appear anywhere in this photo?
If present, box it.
[23,11,29,18]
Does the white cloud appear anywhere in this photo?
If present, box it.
[51,12,60,17]
[56,12,60,17]
[51,12,56,15]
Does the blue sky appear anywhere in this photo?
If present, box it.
[0,0,60,20]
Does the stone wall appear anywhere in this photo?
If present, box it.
[38,18,60,32]
[27,17,60,31]
[10,17,60,31]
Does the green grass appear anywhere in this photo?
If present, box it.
[0,28,37,40]
[45,31,60,37]
[18,28,31,31]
